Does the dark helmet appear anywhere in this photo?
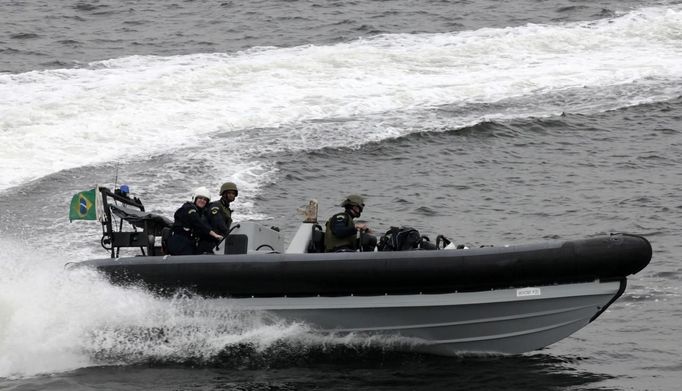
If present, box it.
[220,182,239,197]
[341,194,365,210]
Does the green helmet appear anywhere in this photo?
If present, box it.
[341,194,365,209]
[219,182,238,196]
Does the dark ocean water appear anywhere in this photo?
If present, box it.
[1,0,681,390]
[0,0,646,74]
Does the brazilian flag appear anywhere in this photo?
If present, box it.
[69,188,98,222]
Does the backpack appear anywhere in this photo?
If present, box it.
[378,226,423,251]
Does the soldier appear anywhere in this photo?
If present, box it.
[167,186,223,255]
[209,182,238,236]
[324,194,377,252]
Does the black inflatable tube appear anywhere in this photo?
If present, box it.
[76,233,652,298]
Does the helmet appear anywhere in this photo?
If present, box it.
[120,184,129,194]
[341,194,365,209]
[192,186,211,202]
[220,182,239,196]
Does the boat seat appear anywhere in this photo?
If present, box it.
[307,224,325,253]
[224,234,248,255]
[160,227,171,254]
[111,231,149,247]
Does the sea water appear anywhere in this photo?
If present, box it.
[0,1,681,389]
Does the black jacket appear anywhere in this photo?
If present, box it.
[172,201,213,239]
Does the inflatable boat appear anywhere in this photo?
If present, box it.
[67,187,652,355]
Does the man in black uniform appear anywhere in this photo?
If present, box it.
[167,186,223,255]
[209,182,238,236]
[324,194,377,252]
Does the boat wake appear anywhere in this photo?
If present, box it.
[83,318,451,370]
[0,5,680,193]
[0,239,439,378]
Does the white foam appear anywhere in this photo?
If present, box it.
[0,237,440,378]
[0,238,310,378]
[0,5,681,192]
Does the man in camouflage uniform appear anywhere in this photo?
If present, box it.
[209,182,238,236]
[324,194,377,252]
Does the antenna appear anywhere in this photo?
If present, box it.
[111,162,121,231]
[113,162,119,191]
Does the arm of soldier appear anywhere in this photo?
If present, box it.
[355,221,372,234]
[187,209,223,240]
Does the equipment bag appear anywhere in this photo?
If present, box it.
[378,226,423,251]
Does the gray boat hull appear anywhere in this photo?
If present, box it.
[230,279,624,355]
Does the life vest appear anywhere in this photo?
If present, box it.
[324,211,357,251]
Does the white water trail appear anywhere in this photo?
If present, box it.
[1,5,681,192]
[0,238,301,378]
[0,237,429,379]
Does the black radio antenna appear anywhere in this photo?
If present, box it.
[113,162,120,191]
